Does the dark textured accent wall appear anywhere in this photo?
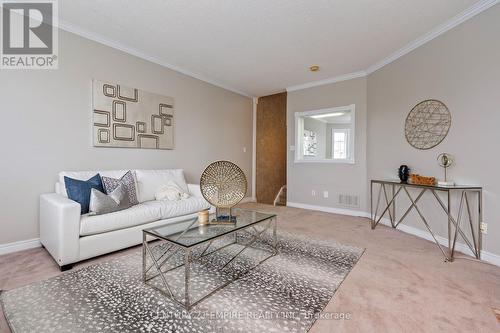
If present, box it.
[256,92,287,204]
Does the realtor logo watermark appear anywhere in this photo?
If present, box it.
[1,0,58,69]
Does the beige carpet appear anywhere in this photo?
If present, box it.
[493,309,500,324]
[1,203,500,332]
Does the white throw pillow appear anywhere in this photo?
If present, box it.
[135,169,188,202]
[155,180,190,201]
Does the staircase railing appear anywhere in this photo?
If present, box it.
[273,185,287,206]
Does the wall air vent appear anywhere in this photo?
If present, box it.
[338,194,359,208]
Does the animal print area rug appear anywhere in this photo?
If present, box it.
[1,231,363,333]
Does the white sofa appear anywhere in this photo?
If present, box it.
[40,169,213,270]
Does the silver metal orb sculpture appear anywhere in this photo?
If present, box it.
[200,161,247,221]
[437,152,454,184]
[405,99,451,150]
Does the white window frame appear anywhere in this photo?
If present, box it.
[294,104,355,164]
[331,128,351,161]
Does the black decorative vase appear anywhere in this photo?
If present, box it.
[398,165,410,183]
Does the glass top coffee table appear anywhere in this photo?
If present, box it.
[142,208,278,310]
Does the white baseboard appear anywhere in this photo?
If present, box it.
[288,201,500,267]
[376,217,500,267]
[0,238,41,256]
[480,249,500,266]
[2,202,499,267]
[287,201,369,218]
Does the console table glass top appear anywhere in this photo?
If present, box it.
[371,179,482,190]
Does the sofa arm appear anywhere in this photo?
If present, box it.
[40,193,81,266]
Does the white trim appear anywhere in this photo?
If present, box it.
[331,128,351,161]
[377,218,500,267]
[286,71,367,92]
[57,19,252,98]
[481,249,500,267]
[2,208,499,267]
[366,0,500,74]
[287,201,369,218]
[294,105,355,118]
[294,104,355,164]
[293,159,355,164]
[286,0,499,92]
[0,238,41,256]
[47,1,498,97]
[252,97,258,201]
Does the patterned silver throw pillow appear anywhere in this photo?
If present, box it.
[101,170,138,205]
[89,184,131,215]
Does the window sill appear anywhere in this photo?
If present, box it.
[294,158,355,164]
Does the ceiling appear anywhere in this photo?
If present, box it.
[59,0,486,97]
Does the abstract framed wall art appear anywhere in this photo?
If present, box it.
[92,80,175,149]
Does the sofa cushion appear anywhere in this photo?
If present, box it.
[135,169,188,203]
[64,174,105,214]
[102,170,139,205]
[155,197,210,220]
[89,184,131,215]
[80,201,163,236]
[79,197,209,236]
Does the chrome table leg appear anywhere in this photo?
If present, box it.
[184,249,191,310]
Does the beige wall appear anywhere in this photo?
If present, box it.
[286,5,500,257]
[287,78,367,212]
[0,29,253,245]
[367,4,500,256]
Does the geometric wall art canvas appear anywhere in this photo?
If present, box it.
[92,80,175,149]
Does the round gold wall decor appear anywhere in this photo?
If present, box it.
[200,161,247,208]
[405,99,451,150]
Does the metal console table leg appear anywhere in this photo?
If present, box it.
[370,180,482,262]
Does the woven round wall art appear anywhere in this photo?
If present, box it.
[405,99,451,150]
[200,160,247,209]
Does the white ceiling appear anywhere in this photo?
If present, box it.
[59,0,487,97]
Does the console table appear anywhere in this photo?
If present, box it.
[370,180,482,261]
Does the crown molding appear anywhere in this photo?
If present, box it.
[57,19,252,98]
[287,0,499,93]
[286,71,367,92]
[366,0,500,74]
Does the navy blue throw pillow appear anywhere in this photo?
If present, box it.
[64,174,105,214]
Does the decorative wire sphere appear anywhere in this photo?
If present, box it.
[200,161,247,208]
[437,153,454,168]
[405,99,451,150]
